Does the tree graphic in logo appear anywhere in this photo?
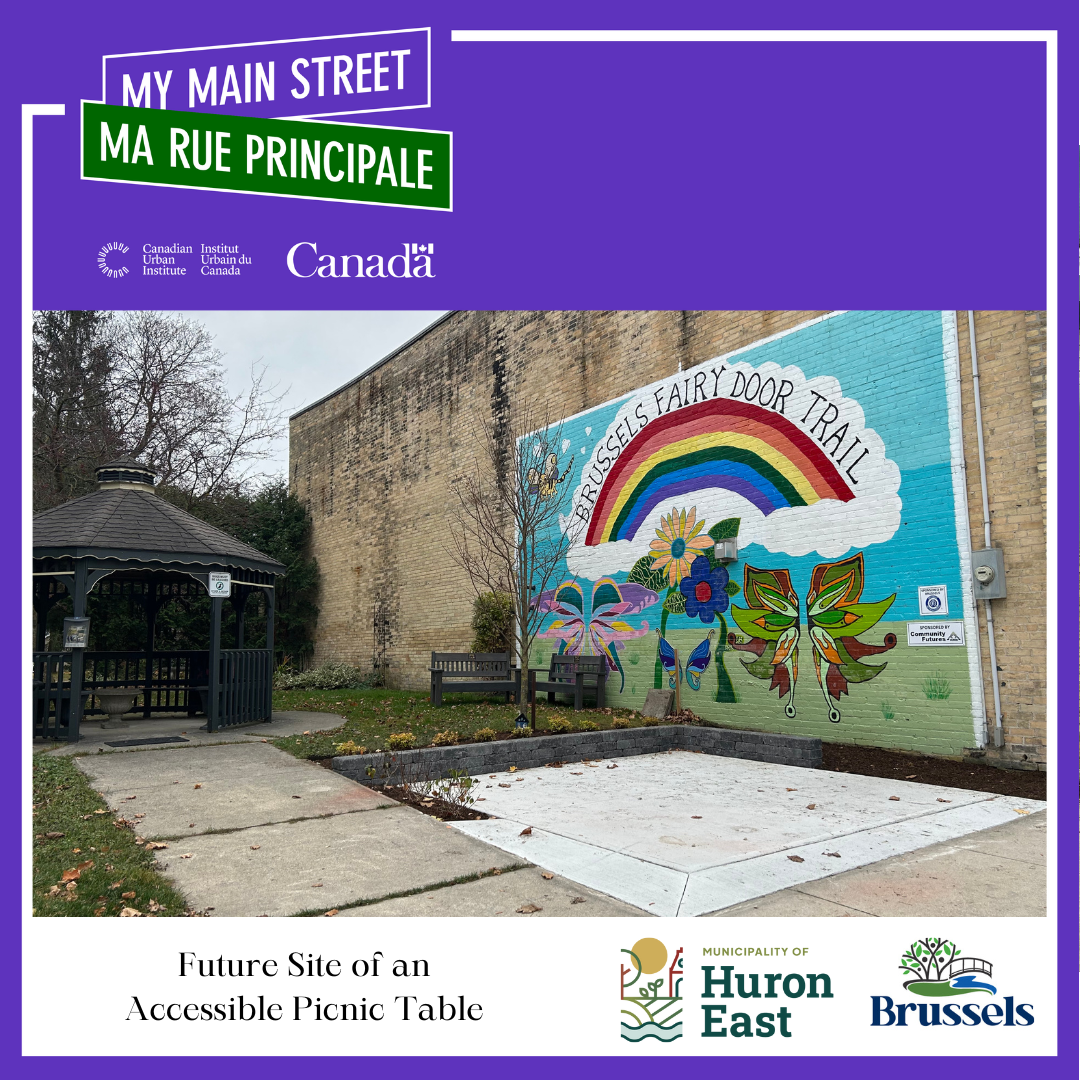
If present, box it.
[899,937,996,998]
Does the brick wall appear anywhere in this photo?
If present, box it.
[289,311,1046,769]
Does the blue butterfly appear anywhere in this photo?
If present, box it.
[685,629,715,691]
[656,629,682,689]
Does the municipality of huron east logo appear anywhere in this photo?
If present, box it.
[898,937,996,997]
[620,938,683,1042]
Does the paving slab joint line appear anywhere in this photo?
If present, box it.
[66,739,254,758]
[146,801,405,841]
[288,862,533,917]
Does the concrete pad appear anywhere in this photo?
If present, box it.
[339,868,644,917]
[75,741,393,837]
[455,817,688,916]
[707,813,1046,917]
[157,806,526,917]
[453,752,1045,916]
[45,710,344,757]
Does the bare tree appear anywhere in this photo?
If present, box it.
[33,310,286,511]
[446,403,579,673]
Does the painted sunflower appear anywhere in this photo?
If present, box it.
[648,506,713,586]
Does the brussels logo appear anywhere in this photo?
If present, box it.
[871,936,1035,1028]
[620,937,683,1043]
[97,241,130,279]
[899,937,995,997]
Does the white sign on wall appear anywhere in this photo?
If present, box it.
[907,621,965,646]
[208,572,232,597]
[918,584,949,615]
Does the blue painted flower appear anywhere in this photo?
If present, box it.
[680,557,730,623]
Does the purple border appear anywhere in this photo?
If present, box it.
[6,0,1077,1073]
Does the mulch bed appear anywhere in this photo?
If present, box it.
[381,785,490,821]
[821,742,1045,800]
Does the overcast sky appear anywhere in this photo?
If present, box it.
[177,310,449,479]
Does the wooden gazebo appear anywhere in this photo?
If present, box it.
[32,458,286,741]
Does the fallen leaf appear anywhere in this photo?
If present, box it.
[785,788,797,792]
[194,784,202,789]
[119,907,143,917]
[109,881,123,889]
[691,815,702,819]
[498,783,512,788]
[93,809,108,814]
[606,764,618,769]
[180,853,194,859]
[72,848,81,854]
[806,803,817,810]
[515,903,542,913]
[303,731,310,735]
[508,766,517,773]
[570,771,584,775]
[324,910,339,917]
[291,795,301,799]
[144,841,167,851]
[122,891,136,899]
[489,775,497,779]
[250,845,261,850]
[61,868,81,882]
[476,797,486,802]
[937,798,952,803]
[93,907,106,916]
[904,774,917,779]
[822,851,841,858]
[541,872,554,880]
[519,827,533,836]
[515,778,524,782]
[888,796,900,801]
[1014,808,1031,815]
[492,869,502,876]
[76,860,93,872]
[44,831,64,839]
[787,855,805,863]
[147,900,162,912]
[311,883,323,888]
[122,795,137,801]
[570,897,586,904]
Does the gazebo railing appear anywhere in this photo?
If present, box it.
[82,651,209,715]
[33,652,75,740]
[211,648,273,729]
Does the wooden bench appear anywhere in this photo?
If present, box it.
[430,652,522,707]
[531,654,607,711]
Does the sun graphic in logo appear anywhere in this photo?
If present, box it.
[628,937,667,975]
[97,241,130,279]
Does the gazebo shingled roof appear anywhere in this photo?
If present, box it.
[33,461,286,575]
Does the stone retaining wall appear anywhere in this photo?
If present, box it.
[332,724,821,786]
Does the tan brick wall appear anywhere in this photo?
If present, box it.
[954,311,1047,770]
[290,310,1046,769]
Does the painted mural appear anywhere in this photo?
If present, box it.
[527,311,979,756]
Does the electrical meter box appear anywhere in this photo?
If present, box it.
[971,547,1006,600]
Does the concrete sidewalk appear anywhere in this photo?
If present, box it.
[58,712,1047,918]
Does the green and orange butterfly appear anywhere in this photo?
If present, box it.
[726,553,897,723]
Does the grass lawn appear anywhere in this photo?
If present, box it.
[33,754,193,917]
[271,687,644,760]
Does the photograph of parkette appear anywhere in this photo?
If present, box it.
[31,309,1047,918]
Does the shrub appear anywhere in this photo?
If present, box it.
[431,730,460,747]
[577,719,599,732]
[471,591,515,654]
[274,660,375,691]
[611,717,631,729]
[509,727,532,739]
[546,716,573,735]
[473,728,498,742]
[643,717,662,727]
[387,732,417,751]
[335,740,368,755]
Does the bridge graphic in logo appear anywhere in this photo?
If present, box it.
[620,937,683,1042]
[900,937,996,997]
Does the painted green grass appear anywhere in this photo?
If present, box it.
[271,687,644,760]
[33,754,191,918]
[922,673,953,700]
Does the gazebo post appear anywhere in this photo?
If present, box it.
[207,595,223,732]
[68,561,88,743]
[142,583,157,718]
[265,583,276,718]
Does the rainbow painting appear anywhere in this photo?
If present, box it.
[585,398,856,545]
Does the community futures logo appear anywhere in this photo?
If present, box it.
[97,241,130,278]
[620,938,683,1042]
[871,936,1034,1028]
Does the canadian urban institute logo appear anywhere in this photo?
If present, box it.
[871,936,1035,1029]
[620,938,683,1043]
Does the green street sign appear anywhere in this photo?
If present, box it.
[82,101,452,211]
